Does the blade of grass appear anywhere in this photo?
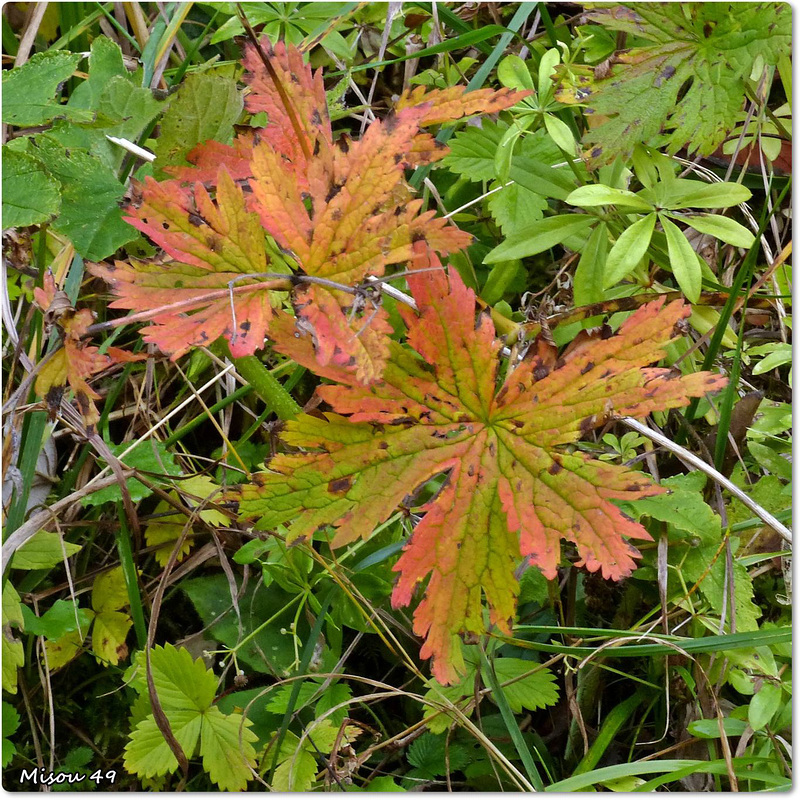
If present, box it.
[115,501,147,649]
[501,626,790,657]
[545,757,778,792]
[4,411,49,539]
[572,690,644,775]
[479,647,544,790]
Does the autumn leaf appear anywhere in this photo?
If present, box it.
[554,3,790,166]
[237,247,726,684]
[91,41,520,382]
[34,272,144,429]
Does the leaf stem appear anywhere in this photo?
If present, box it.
[226,346,301,421]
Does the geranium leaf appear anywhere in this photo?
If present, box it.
[237,248,726,683]
[92,41,517,383]
[555,3,791,166]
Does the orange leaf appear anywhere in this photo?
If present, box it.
[34,273,144,429]
[395,84,531,126]
[237,250,726,684]
[94,42,515,382]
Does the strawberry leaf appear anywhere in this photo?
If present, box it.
[237,249,726,684]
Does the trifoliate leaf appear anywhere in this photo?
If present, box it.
[148,643,217,711]
[124,710,203,778]
[271,731,319,792]
[199,706,257,791]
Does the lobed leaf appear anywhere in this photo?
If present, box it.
[95,41,514,382]
[33,273,145,429]
[555,3,791,166]
[237,248,726,683]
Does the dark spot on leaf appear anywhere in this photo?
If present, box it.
[328,476,352,494]
[580,361,595,375]
[326,183,342,202]
[378,441,389,449]
[554,358,566,370]
[533,365,550,381]
[188,213,205,226]
[511,420,524,429]
[240,320,251,333]
[310,110,322,126]
[548,460,563,475]
[488,441,496,457]
[467,465,475,476]
[591,147,602,158]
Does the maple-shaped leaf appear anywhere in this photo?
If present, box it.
[94,41,520,382]
[89,168,287,358]
[33,273,144,429]
[555,2,790,167]
[236,247,726,684]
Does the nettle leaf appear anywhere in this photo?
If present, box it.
[91,41,520,382]
[2,50,81,127]
[2,148,61,228]
[237,251,726,683]
[556,3,791,166]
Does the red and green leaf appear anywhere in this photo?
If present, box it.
[237,251,726,684]
[91,41,521,382]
